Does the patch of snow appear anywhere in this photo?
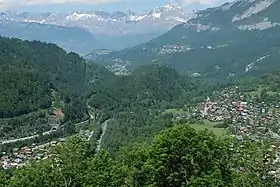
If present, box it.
[245,55,270,72]
[238,20,280,30]
[162,4,180,11]
[185,22,220,32]
[152,12,161,19]
[185,22,210,32]
[23,19,40,23]
[256,55,269,62]
[174,17,187,22]
[232,0,274,22]
[245,62,254,72]
[66,12,96,21]
[97,17,105,21]
[129,14,147,21]
[217,44,229,48]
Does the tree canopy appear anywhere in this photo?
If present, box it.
[1,125,277,186]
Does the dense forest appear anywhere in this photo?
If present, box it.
[87,65,217,154]
[0,37,87,117]
[0,36,212,148]
[0,37,98,139]
[0,125,278,186]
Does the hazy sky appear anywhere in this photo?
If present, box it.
[0,0,233,12]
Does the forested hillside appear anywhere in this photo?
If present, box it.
[0,37,91,139]
[88,65,216,154]
[0,36,213,152]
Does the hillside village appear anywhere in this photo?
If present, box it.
[0,129,94,170]
[3,86,280,170]
[175,87,280,142]
[201,88,280,141]
[1,140,63,170]
[3,84,280,171]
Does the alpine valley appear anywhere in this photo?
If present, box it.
[3,0,280,186]
[0,3,195,54]
[99,0,280,80]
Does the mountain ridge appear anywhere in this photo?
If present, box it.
[0,21,100,54]
[0,3,195,51]
[98,0,280,79]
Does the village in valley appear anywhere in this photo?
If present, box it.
[167,86,280,175]
[1,140,64,170]
[170,86,280,176]
[0,128,95,170]
[168,86,280,142]
[198,87,280,142]
[2,85,280,172]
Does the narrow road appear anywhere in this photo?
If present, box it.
[75,120,89,126]
[0,119,89,145]
[1,100,95,145]
[87,131,94,141]
[95,119,110,152]
[1,129,55,145]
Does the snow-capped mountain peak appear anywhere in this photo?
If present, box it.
[0,2,193,27]
[0,2,195,50]
[66,12,97,21]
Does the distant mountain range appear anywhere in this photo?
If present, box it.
[99,0,280,80]
[0,21,99,54]
[0,3,195,53]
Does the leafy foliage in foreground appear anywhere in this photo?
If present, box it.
[1,125,277,186]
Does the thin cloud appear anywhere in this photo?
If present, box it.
[24,0,121,5]
[0,0,121,9]
[0,0,232,10]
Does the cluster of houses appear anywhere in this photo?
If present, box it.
[196,88,280,141]
[153,44,191,54]
[171,87,280,178]
[0,129,93,170]
[0,140,65,170]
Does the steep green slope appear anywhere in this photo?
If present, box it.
[0,37,84,117]
[0,37,104,139]
[88,64,214,154]
[100,0,280,79]
[0,65,50,118]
